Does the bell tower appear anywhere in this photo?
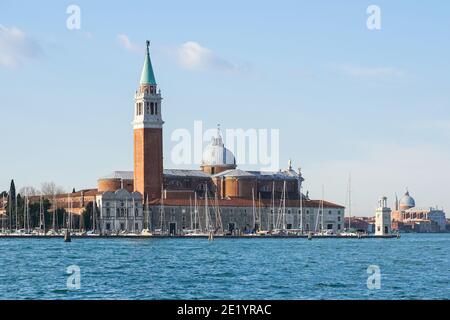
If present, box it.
[133,41,163,200]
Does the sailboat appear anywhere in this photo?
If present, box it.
[153,185,167,235]
[86,200,100,236]
[245,188,261,236]
[340,174,358,237]
[39,195,45,235]
[125,198,139,236]
[141,195,153,236]
[184,187,210,237]
[46,194,58,236]
[272,181,288,236]
[256,192,270,236]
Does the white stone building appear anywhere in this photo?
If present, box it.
[96,189,144,234]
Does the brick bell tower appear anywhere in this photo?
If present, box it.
[133,41,163,200]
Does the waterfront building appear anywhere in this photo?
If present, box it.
[96,189,143,233]
[391,190,446,232]
[375,197,391,235]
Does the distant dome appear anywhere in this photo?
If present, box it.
[201,128,236,168]
[399,190,415,210]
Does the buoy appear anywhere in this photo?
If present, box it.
[208,231,214,241]
[64,230,71,242]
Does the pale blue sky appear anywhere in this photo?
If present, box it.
[1,0,449,216]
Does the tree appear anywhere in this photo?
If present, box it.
[6,180,17,229]
[18,186,39,197]
[9,180,16,204]
[40,182,65,196]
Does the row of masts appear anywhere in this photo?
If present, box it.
[1,175,352,235]
[0,193,95,235]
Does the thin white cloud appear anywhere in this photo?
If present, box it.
[174,41,249,72]
[117,34,143,53]
[336,63,405,78]
[0,25,42,68]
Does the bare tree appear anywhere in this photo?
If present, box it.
[40,182,65,196]
[18,186,39,197]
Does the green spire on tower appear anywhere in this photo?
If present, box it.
[140,40,156,85]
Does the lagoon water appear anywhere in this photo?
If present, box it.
[0,234,448,300]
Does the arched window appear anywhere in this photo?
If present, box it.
[155,103,158,115]
[150,102,154,115]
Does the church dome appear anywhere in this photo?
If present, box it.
[201,128,236,168]
[399,190,415,210]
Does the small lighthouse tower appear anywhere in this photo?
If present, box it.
[375,196,391,235]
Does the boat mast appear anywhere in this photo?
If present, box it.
[2,195,5,232]
[348,173,352,230]
[92,199,96,232]
[252,188,256,232]
[125,198,129,232]
[39,195,45,234]
[160,185,165,233]
[132,198,136,233]
[194,192,199,232]
[114,201,117,233]
[299,180,303,233]
[66,193,69,231]
[204,183,209,232]
[52,194,56,231]
[271,181,275,231]
[26,197,30,232]
[189,195,193,231]
[145,194,150,230]
[321,185,324,231]
[15,195,18,231]
[283,181,286,230]
[214,191,223,233]
[258,192,263,232]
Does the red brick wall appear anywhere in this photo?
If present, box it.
[134,127,163,200]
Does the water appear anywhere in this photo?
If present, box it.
[0,234,448,300]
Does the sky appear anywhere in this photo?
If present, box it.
[1,0,449,217]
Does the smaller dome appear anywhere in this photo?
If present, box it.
[201,127,236,168]
[399,190,415,210]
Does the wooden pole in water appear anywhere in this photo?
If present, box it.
[64,229,71,242]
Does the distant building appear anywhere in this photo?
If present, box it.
[391,190,446,232]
